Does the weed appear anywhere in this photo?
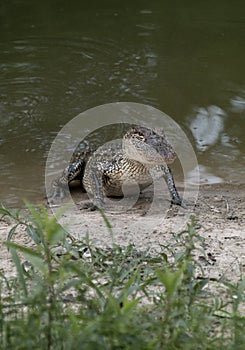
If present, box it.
[0,205,244,349]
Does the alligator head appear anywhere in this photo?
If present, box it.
[123,126,177,165]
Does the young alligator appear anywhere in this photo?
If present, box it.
[48,126,183,209]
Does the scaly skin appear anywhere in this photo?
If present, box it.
[48,125,183,209]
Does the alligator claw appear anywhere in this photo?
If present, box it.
[171,197,196,208]
[47,186,70,205]
[80,202,98,211]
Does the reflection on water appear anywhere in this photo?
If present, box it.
[230,93,245,113]
[188,96,244,184]
[190,106,225,152]
[0,0,244,206]
[187,165,223,185]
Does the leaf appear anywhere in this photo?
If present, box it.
[26,225,41,244]
[9,247,28,297]
[24,253,45,273]
[0,206,21,221]
[68,263,104,299]
[0,271,11,289]
[121,297,140,313]
[193,278,209,293]
[5,240,46,275]
[160,252,168,263]
[213,310,233,318]
[5,241,41,257]
[7,224,19,242]
[46,221,66,245]
[123,271,138,291]
[0,207,12,217]
[237,278,245,295]
[157,266,185,300]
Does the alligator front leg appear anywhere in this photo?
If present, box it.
[162,165,182,206]
[90,168,105,209]
[82,166,105,210]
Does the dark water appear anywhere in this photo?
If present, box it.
[0,0,244,206]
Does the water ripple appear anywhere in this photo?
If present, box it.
[0,35,159,205]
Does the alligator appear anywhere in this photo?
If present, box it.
[48,125,183,210]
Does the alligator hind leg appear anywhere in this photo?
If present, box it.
[48,161,84,203]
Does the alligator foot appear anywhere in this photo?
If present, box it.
[80,202,98,211]
[171,197,182,206]
[171,197,196,208]
[80,196,105,211]
[47,185,70,206]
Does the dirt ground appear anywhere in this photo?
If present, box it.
[0,183,244,292]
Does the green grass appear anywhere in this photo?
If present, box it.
[0,204,244,350]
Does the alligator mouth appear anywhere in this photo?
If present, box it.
[145,142,177,164]
[157,149,176,164]
[123,142,177,165]
[144,135,176,163]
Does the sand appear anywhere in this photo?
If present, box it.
[0,183,244,292]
